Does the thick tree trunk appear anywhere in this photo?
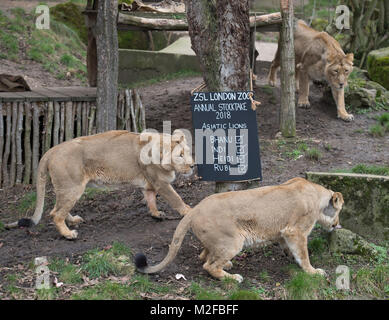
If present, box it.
[279,0,296,137]
[186,0,258,192]
[96,0,119,132]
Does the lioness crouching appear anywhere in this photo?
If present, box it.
[135,178,343,282]
[268,19,354,121]
[5,130,193,239]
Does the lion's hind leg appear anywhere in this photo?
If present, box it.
[51,184,87,240]
[202,242,244,283]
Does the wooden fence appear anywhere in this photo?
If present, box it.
[0,87,145,188]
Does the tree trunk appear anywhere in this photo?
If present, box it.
[186,0,258,193]
[96,0,119,132]
[279,0,296,137]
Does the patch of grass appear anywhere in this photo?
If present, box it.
[351,164,389,176]
[49,257,83,284]
[81,249,120,279]
[36,288,59,300]
[305,148,322,161]
[369,124,385,137]
[259,270,271,282]
[16,191,37,214]
[286,271,327,300]
[189,282,224,300]
[0,221,5,232]
[228,289,261,300]
[354,265,389,298]
[308,237,328,255]
[82,187,108,200]
[377,113,389,126]
[81,243,134,279]
[285,149,303,160]
[71,281,132,300]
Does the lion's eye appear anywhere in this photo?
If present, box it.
[334,70,339,74]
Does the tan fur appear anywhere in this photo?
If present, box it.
[268,20,354,121]
[7,130,193,240]
[137,178,344,282]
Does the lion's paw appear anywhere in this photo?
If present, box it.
[65,230,78,240]
[232,274,244,283]
[298,101,311,109]
[339,113,354,122]
[314,268,327,276]
[68,215,84,226]
[151,211,166,220]
[268,79,276,87]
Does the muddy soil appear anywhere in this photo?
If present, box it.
[0,66,388,285]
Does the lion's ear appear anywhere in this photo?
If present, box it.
[331,192,344,209]
[345,53,354,63]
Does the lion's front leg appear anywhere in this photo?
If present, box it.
[281,228,326,276]
[297,71,311,108]
[331,87,354,121]
[153,182,190,216]
[142,189,166,219]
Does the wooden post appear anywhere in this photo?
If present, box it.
[32,102,40,184]
[16,102,24,184]
[95,0,119,132]
[65,101,73,141]
[45,101,54,153]
[279,0,296,137]
[86,0,98,87]
[10,102,17,187]
[0,102,3,188]
[2,103,11,186]
[23,102,32,184]
[53,101,60,146]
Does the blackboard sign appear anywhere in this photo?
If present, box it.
[191,91,262,182]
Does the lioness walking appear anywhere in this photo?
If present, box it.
[268,19,354,121]
[135,178,344,282]
[5,130,193,239]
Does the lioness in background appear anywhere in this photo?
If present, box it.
[135,178,343,282]
[5,130,193,239]
[268,19,354,121]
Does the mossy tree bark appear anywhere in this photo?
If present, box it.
[339,0,389,67]
[186,0,259,192]
[280,0,296,137]
[96,0,119,132]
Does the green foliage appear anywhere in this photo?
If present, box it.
[50,258,83,284]
[305,148,322,161]
[16,192,37,214]
[354,265,389,298]
[81,249,121,279]
[285,271,327,300]
[189,282,224,300]
[308,237,328,255]
[71,281,133,300]
[350,164,389,176]
[50,2,87,43]
[369,124,385,137]
[228,289,261,300]
[80,243,134,279]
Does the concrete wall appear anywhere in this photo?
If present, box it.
[118,49,201,85]
[306,172,389,241]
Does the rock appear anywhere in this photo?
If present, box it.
[306,172,389,241]
[329,228,380,260]
[367,47,389,90]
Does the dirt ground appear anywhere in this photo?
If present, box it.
[0,66,388,293]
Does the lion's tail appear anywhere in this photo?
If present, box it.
[134,209,194,274]
[5,153,50,229]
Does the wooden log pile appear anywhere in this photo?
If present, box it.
[0,89,146,188]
